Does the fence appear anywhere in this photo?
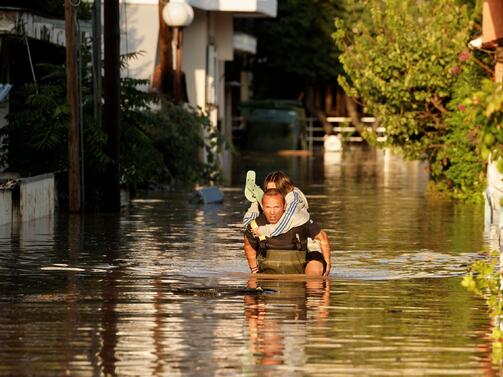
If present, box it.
[306,117,386,152]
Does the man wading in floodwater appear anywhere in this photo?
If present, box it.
[244,188,331,276]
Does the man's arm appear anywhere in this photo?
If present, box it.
[243,201,260,228]
[314,230,331,276]
[244,235,259,273]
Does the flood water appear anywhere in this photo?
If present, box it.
[0,146,496,376]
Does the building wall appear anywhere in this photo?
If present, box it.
[183,9,208,109]
[0,37,8,172]
[120,3,159,84]
[0,100,7,172]
[20,175,55,222]
[118,3,253,182]
[485,160,503,253]
[0,190,12,226]
[483,0,503,44]
[214,12,233,61]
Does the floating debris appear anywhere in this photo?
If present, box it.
[40,264,85,272]
[170,285,276,297]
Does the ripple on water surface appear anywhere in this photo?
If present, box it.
[0,147,494,376]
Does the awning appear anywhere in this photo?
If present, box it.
[189,0,277,17]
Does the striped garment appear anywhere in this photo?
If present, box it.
[243,201,260,228]
[242,187,310,237]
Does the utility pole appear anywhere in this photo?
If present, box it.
[65,0,82,213]
[103,0,121,212]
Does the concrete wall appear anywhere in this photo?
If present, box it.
[214,12,233,61]
[120,2,159,84]
[0,99,8,172]
[183,9,208,109]
[483,0,503,44]
[0,189,12,226]
[19,174,55,223]
[0,173,55,226]
[485,160,503,252]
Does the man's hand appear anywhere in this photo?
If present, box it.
[251,227,262,237]
[249,220,266,240]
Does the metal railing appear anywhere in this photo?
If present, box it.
[306,116,386,152]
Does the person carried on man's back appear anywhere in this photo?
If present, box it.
[243,171,310,238]
[244,188,331,276]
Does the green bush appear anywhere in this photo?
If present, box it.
[462,79,503,169]
[428,65,486,201]
[335,0,471,158]
[462,251,503,365]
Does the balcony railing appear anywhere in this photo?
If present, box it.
[306,117,386,152]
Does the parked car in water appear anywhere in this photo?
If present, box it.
[238,100,307,151]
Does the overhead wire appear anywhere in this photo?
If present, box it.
[24,36,37,85]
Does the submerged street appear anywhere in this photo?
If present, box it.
[0,147,493,376]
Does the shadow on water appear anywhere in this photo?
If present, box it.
[0,146,498,376]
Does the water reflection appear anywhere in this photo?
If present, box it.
[0,146,496,376]
[244,276,329,372]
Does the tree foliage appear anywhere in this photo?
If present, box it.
[334,0,495,200]
[239,0,346,101]
[462,251,503,365]
[335,0,472,158]
[428,68,487,200]
[462,79,503,171]
[2,46,226,207]
[252,0,342,84]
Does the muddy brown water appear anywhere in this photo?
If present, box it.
[0,147,496,376]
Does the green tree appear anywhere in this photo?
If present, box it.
[244,0,346,129]
[462,251,503,365]
[334,0,493,200]
[428,67,487,200]
[2,50,225,208]
[335,0,472,158]
[253,0,341,85]
[462,79,503,171]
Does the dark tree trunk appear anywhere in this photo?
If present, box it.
[344,94,363,133]
[334,87,347,117]
[305,84,332,135]
[324,85,335,116]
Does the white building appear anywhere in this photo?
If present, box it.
[119,0,277,180]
